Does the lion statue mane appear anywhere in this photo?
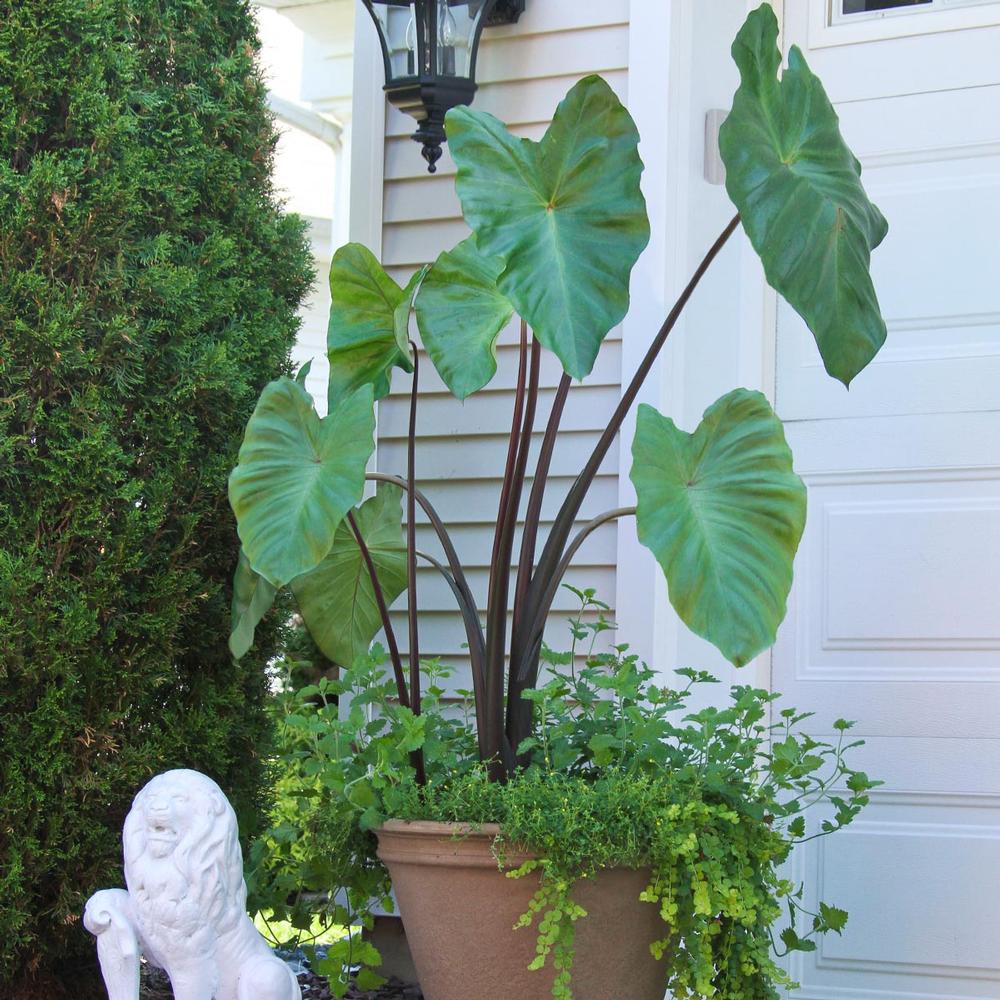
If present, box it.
[84,769,300,1000]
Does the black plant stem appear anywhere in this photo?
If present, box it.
[416,550,464,600]
[512,371,571,643]
[365,472,481,658]
[405,343,426,786]
[365,471,488,758]
[506,371,571,741]
[483,320,528,773]
[489,321,529,616]
[509,506,638,759]
[486,327,540,777]
[516,214,741,694]
[526,506,637,659]
[347,510,409,709]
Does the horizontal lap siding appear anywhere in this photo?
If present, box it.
[379,1,630,676]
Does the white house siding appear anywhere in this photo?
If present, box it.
[376,0,632,681]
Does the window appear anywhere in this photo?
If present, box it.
[824,0,1000,41]
[842,0,931,12]
[843,0,931,10]
[836,0,1000,22]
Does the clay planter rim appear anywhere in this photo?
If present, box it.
[377,818,504,837]
[375,820,653,881]
[375,819,536,869]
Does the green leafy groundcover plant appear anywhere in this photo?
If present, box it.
[234,4,890,997]
[251,595,877,1000]
[0,0,311,990]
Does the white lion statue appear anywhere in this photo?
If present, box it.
[84,769,300,1000]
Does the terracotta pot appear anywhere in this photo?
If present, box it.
[375,820,670,1000]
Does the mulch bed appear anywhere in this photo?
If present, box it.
[140,964,423,1000]
[301,969,423,1000]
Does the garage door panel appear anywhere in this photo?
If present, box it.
[821,740,1000,792]
[777,88,1000,423]
[780,457,1000,686]
[775,6,1000,996]
[786,790,1000,1000]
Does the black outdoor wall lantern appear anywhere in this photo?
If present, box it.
[361,1,525,173]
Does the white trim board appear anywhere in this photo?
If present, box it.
[622,0,781,686]
[349,2,387,493]
[613,1,681,675]
[348,3,386,255]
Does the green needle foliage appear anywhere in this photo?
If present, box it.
[0,0,312,989]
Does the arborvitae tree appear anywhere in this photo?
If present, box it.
[0,0,312,990]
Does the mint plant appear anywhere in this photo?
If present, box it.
[250,593,878,999]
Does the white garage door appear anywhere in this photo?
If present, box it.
[773,2,1000,997]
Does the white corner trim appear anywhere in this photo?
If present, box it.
[614,0,687,677]
[348,1,387,493]
[348,2,386,256]
[267,93,344,150]
[617,0,781,684]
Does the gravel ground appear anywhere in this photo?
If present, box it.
[139,964,423,1000]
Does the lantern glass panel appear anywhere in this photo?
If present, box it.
[436,1,488,78]
[371,2,425,80]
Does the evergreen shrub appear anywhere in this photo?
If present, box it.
[0,0,312,988]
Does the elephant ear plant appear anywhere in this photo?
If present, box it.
[229,4,887,775]
[231,5,890,995]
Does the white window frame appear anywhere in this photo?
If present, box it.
[810,0,1000,47]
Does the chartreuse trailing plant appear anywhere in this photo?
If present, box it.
[249,597,878,999]
[229,3,889,995]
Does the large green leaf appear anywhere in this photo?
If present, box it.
[445,75,649,380]
[327,244,425,406]
[229,378,375,587]
[414,236,514,400]
[630,390,807,667]
[229,549,277,661]
[292,484,407,667]
[718,5,888,386]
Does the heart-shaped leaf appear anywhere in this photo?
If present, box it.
[229,378,375,587]
[229,549,278,661]
[414,236,514,400]
[630,390,807,667]
[718,5,888,386]
[327,244,425,406]
[446,75,649,380]
[292,484,407,668]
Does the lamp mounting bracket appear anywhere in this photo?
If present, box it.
[485,0,525,26]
